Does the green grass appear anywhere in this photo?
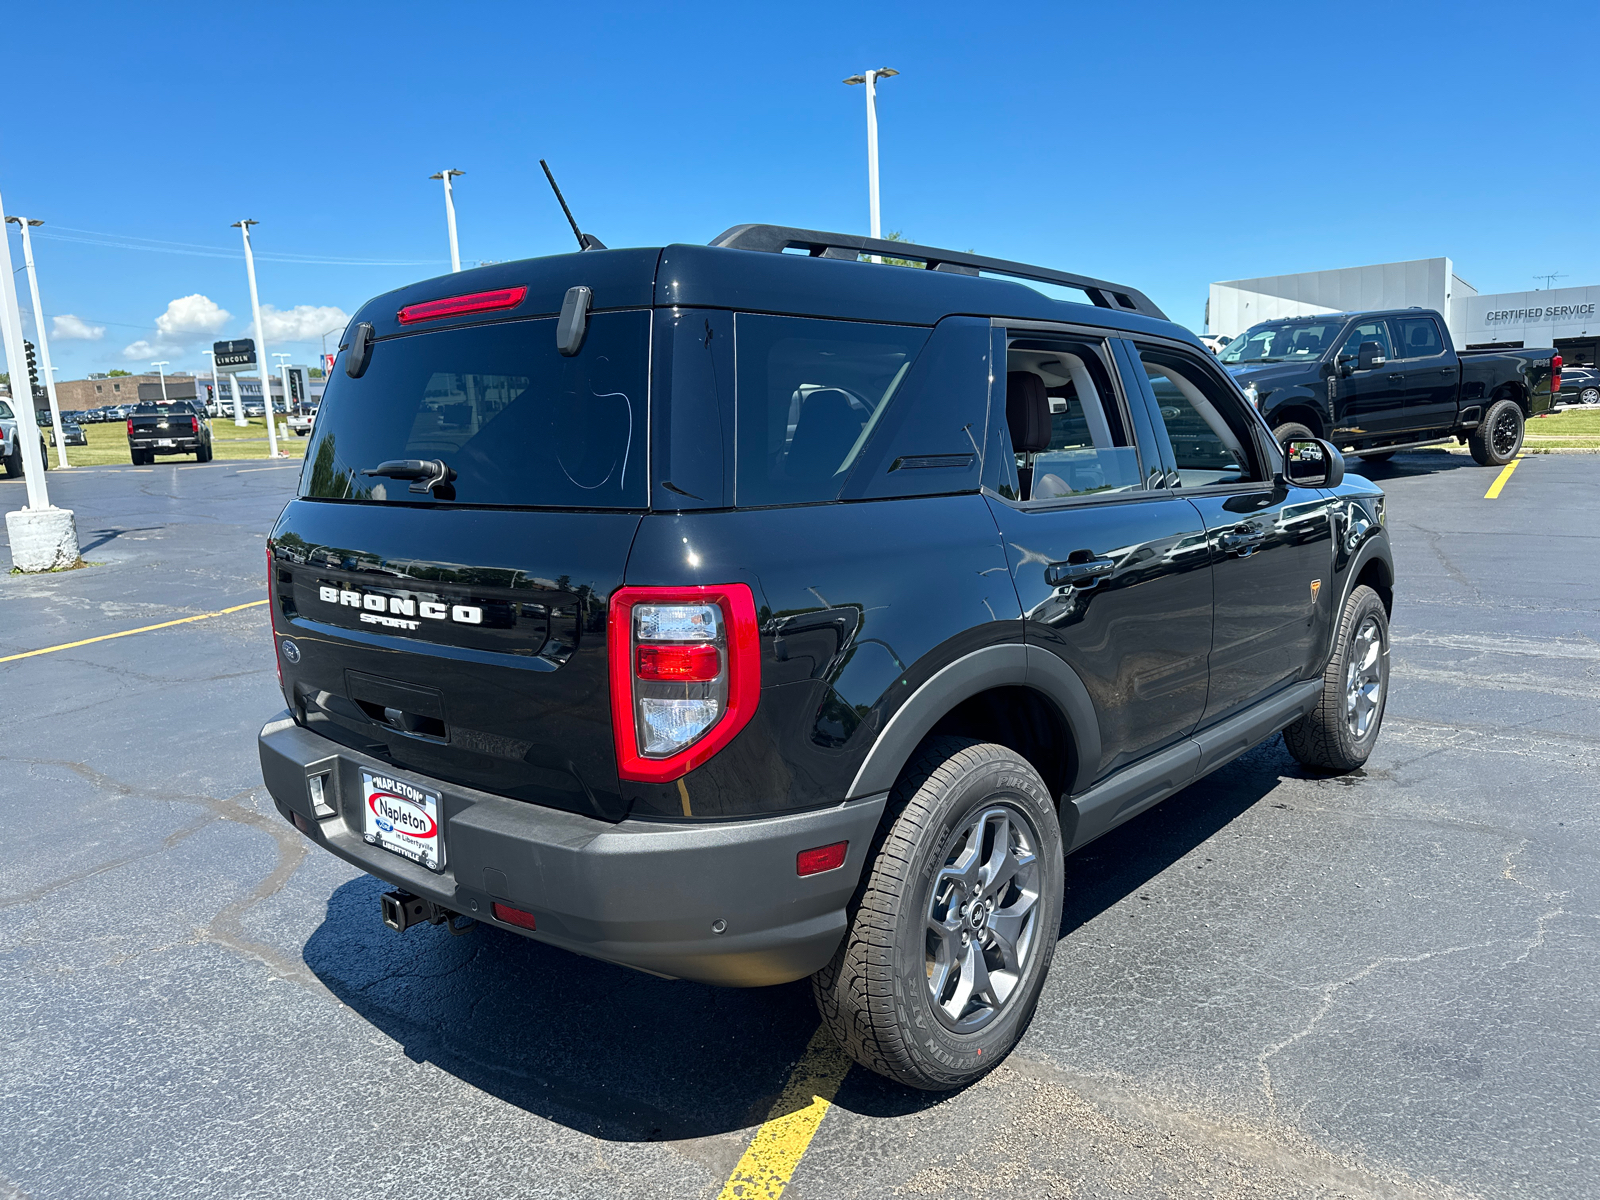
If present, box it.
[47,417,309,467]
[1525,406,1600,450]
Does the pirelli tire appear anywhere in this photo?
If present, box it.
[1468,396,1524,466]
[1283,584,1390,772]
[811,737,1064,1091]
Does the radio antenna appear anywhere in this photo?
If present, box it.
[540,160,606,251]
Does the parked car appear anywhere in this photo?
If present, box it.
[259,226,1393,1091]
[50,419,88,448]
[126,400,212,463]
[287,404,319,436]
[1558,365,1600,405]
[1220,310,1561,465]
[0,398,50,477]
[1197,334,1230,355]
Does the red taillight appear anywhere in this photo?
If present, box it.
[1552,353,1562,396]
[397,285,528,325]
[797,841,848,876]
[492,902,538,931]
[191,416,199,434]
[126,418,134,435]
[636,643,720,682]
[608,584,761,784]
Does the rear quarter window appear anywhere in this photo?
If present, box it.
[734,314,930,507]
[302,311,648,508]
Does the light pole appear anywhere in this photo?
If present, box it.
[429,169,465,272]
[0,179,79,569]
[151,360,170,403]
[202,349,219,417]
[842,68,899,253]
[273,351,292,421]
[6,215,69,467]
[231,219,282,457]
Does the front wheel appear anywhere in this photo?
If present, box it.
[812,737,1064,1090]
[1468,397,1523,466]
[1579,386,1600,406]
[1283,584,1389,772]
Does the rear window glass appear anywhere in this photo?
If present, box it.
[734,314,930,507]
[301,311,648,508]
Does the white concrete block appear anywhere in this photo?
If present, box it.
[5,505,81,572]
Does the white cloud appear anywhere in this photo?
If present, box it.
[121,339,158,360]
[52,314,106,341]
[257,304,350,344]
[155,294,231,339]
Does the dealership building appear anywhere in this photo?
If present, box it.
[1208,258,1600,366]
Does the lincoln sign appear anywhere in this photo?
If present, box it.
[212,339,257,373]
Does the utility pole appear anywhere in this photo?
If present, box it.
[843,68,899,257]
[151,360,170,403]
[430,169,465,272]
[6,215,68,467]
[0,180,78,569]
[232,219,282,457]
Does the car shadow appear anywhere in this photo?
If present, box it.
[303,738,1305,1139]
[1347,449,1479,478]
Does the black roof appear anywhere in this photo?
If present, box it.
[348,226,1186,347]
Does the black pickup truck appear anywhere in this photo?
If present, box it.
[1219,309,1560,465]
[127,400,213,464]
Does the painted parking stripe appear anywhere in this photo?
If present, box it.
[717,1025,852,1200]
[1484,455,1523,499]
[0,600,268,663]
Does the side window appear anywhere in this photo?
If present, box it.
[1337,319,1394,364]
[734,314,930,507]
[1392,316,1444,360]
[1130,345,1263,487]
[1004,337,1142,501]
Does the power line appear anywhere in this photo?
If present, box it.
[32,224,447,267]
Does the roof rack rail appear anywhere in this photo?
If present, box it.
[708,224,1166,320]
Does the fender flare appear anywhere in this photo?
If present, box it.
[846,643,1101,800]
[1319,528,1394,674]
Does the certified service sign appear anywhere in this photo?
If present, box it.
[362,771,444,871]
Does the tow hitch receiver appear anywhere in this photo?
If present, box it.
[381,890,476,935]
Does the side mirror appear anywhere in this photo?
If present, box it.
[1282,437,1345,488]
[1357,341,1386,372]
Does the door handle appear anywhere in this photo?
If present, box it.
[1387,373,1405,383]
[1045,556,1116,588]
[1219,527,1266,557]
[1441,366,1456,374]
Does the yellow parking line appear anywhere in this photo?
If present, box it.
[717,1026,852,1200]
[1484,456,1523,499]
[0,600,268,663]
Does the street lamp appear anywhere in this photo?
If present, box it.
[429,169,465,272]
[842,68,899,253]
[230,219,283,457]
[273,351,292,419]
[150,360,170,403]
[6,214,69,466]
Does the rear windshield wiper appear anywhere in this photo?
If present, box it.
[361,458,457,495]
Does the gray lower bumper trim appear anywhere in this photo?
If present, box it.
[259,714,886,987]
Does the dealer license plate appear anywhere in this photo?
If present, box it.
[362,770,444,871]
[157,438,174,446]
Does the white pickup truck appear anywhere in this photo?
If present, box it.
[1,396,50,478]
[287,404,318,437]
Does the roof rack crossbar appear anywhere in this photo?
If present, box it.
[708,224,1166,320]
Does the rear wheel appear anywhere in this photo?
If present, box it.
[812,737,1064,1090]
[39,439,50,470]
[197,444,212,463]
[3,448,20,477]
[1272,421,1316,445]
[1579,386,1600,405]
[1468,397,1523,466]
[1283,584,1389,772]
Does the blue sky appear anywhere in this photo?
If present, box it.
[4,0,1596,381]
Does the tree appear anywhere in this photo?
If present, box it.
[107,368,132,377]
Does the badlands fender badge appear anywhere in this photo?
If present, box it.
[317,584,483,631]
[1310,579,1322,603]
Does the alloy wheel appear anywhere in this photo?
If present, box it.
[1344,615,1384,740]
[925,805,1042,1033]
[1491,407,1521,458]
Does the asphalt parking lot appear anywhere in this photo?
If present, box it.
[2,451,1596,1200]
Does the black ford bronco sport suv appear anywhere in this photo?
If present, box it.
[259,226,1394,1090]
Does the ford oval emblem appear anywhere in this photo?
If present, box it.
[280,639,301,664]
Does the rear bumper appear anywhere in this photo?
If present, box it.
[258,712,886,986]
[130,438,201,450]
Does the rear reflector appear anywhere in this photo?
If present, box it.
[797,841,848,876]
[398,285,528,325]
[492,902,538,931]
[636,643,720,682]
